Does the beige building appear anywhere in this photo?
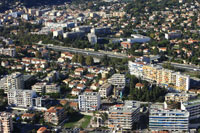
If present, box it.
[108,101,140,130]
[44,106,66,125]
[99,83,112,98]
[165,93,197,102]
[0,112,13,133]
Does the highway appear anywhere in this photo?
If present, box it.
[43,44,128,59]
[159,62,200,71]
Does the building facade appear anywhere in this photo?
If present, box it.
[44,106,66,125]
[7,89,42,108]
[78,92,101,112]
[181,98,200,120]
[0,112,13,133]
[99,83,112,98]
[108,101,140,130]
[149,103,189,132]
[0,72,24,93]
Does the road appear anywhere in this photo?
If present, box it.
[38,43,128,59]
[159,62,200,71]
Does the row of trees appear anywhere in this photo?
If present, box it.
[72,54,94,66]
[126,75,167,102]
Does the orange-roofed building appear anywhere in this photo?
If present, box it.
[37,127,48,133]
[44,106,66,125]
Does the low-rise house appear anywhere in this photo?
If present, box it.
[77,84,86,90]
[71,88,81,96]
[37,127,48,133]
[22,113,35,120]
[135,83,144,89]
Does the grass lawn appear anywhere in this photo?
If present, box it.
[64,113,92,128]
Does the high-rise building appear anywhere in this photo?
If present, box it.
[108,74,126,97]
[78,92,101,112]
[149,103,189,132]
[181,98,200,120]
[108,101,140,130]
[129,62,190,91]
[0,72,24,93]
[7,89,42,108]
[0,112,13,133]
[44,106,66,125]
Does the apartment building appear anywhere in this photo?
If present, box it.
[32,82,47,93]
[108,74,126,97]
[181,98,200,120]
[149,103,189,132]
[44,106,66,125]
[0,48,16,57]
[165,92,197,102]
[0,112,13,133]
[99,83,112,98]
[129,62,190,91]
[108,101,140,130]
[0,72,24,93]
[7,89,42,108]
[128,61,144,77]
[45,83,60,93]
[108,74,126,89]
[78,92,101,112]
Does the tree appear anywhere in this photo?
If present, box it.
[35,51,42,58]
[86,56,94,66]
[72,54,78,63]
[78,54,85,65]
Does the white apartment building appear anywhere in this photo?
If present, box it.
[87,33,97,45]
[78,92,101,112]
[45,83,60,93]
[108,101,140,130]
[31,82,47,93]
[7,89,42,108]
[165,92,197,102]
[0,112,13,133]
[128,61,144,77]
[0,72,24,93]
[149,103,189,132]
[0,48,16,57]
[108,74,126,89]
[181,98,200,120]
[99,83,112,98]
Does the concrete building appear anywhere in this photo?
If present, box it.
[32,82,46,93]
[108,101,140,130]
[128,61,144,77]
[87,33,97,45]
[129,63,190,91]
[165,92,197,102]
[99,83,112,98]
[90,27,111,36]
[44,106,66,125]
[45,83,60,93]
[181,98,200,120]
[0,48,16,57]
[78,92,101,112]
[7,89,42,108]
[0,72,24,93]
[63,31,85,39]
[108,74,126,97]
[149,103,189,132]
[165,31,182,40]
[0,112,13,133]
